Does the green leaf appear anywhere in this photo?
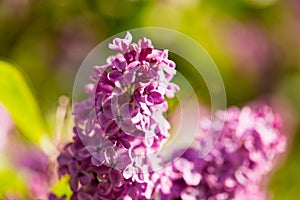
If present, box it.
[0,169,27,198]
[0,60,48,145]
[51,175,72,199]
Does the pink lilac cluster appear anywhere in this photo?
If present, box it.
[151,106,286,200]
[51,32,179,200]
[16,147,51,199]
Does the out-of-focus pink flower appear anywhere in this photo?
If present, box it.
[223,22,276,78]
[152,106,286,200]
[15,146,50,199]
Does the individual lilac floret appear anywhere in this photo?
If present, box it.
[52,32,179,199]
[152,106,286,200]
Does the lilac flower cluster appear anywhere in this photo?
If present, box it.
[76,32,179,154]
[52,32,179,199]
[151,106,286,200]
[52,32,286,200]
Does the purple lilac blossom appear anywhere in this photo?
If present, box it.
[151,106,286,200]
[16,147,50,199]
[52,32,179,199]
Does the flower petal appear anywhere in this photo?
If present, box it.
[108,168,124,188]
[108,70,123,81]
[79,172,91,186]
[105,146,116,166]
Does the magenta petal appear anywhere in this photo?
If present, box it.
[108,70,123,81]
[108,168,124,188]
[105,120,119,136]
[120,138,131,149]
[148,91,164,104]
[98,83,113,93]
[139,48,152,61]
[127,186,139,199]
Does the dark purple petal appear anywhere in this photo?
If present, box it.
[120,138,131,149]
[147,91,164,104]
[124,50,137,63]
[68,161,80,177]
[76,147,91,160]
[113,57,127,71]
[70,193,78,200]
[127,186,139,198]
[69,177,78,192]
[98,113,111,129]
[108,70,123,81]
[48,193,66,200]
[57,152,72,165]
[105,120,119,136]
[77,192,93,200]
[97,180,113,196]
[96,165,110,176]
[139,48,152,61]
[79,172,91,186]
[102,101,113,117]
[98,83,114,93]
[108,169,124,188]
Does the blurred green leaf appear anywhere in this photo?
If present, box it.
[0,169,26,198]
[0,60,47,145]
[51,175,72,199]
[278,74,300,123]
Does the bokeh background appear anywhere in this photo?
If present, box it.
[0,0,300,199]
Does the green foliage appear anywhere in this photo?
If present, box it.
[0,61,48,145]
[0,169,27,198]
[51,175,72,199]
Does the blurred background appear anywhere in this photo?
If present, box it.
[0,0,300,199]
